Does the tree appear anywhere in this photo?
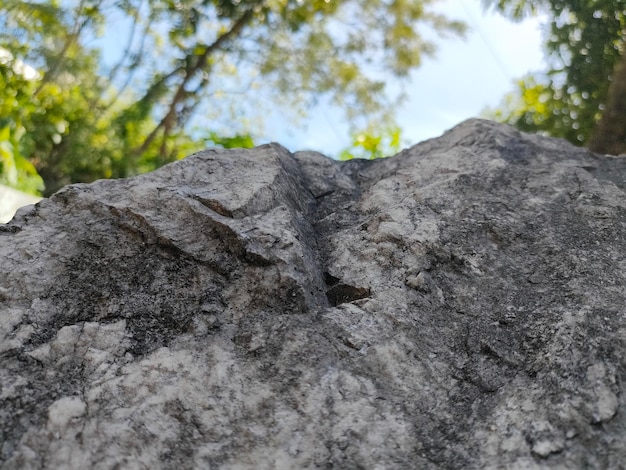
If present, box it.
[340,126,404,160]
[0,0,465,196]
[588,51,626,155]
[485,0,626,154]
[0,50,44,194]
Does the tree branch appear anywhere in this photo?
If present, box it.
[35,0,101,96]
[132,7,257,156]
[96,9,154,116]
[104,0,143,89]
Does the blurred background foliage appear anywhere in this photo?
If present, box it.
[340,126,403,160]
[1,0,625,197]
[484,0,626,155]
[0,0,464,196]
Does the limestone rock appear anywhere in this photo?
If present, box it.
[2,119,626,469]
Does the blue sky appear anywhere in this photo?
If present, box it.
[265,0,547,157]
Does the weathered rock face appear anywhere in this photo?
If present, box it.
[2,119,626,469]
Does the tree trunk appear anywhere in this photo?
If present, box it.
[589,49,626,155]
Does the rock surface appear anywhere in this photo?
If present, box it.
[2,119,626,469]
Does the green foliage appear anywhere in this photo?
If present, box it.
[485,0,626,150]
[487,74,589,144]
[485,0,538,21]
[1,0,465,195]
[0,124,44,195]
[340,126,404,161]
[205,132,255,149]
[0,58,44,194]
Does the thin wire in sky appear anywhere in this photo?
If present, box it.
[455,0,513,81]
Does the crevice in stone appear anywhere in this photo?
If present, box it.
[323,271,340,286]
[326,283,371,307]
[190,196,234,218]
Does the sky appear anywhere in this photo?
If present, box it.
[266,0,547,157]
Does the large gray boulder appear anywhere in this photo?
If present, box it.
[1,119,625,469]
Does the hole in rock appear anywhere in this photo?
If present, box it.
[326,283,371,306]
[323,272,341,286]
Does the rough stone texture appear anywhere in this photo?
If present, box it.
[1,119,626,469]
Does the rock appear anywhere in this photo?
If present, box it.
[1,118,626,469]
